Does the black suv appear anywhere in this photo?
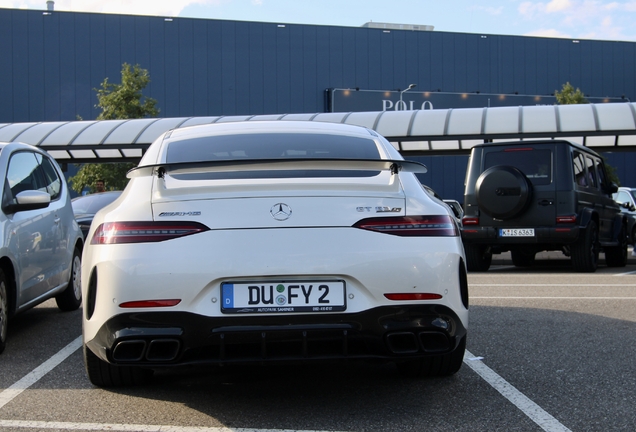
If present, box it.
[461,140,627,272]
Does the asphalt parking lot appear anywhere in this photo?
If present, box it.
[0,252,635,432]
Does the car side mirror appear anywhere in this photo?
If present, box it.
[608,182,619,194]
[2,190,51,214]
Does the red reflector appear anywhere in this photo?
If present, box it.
[462,217,479,225]
[353,215,458,237]
[556,215,577,224]
[91,221,209,244]
[504,147,534,152]
[120,299,181,308]
[384,293,443,301]
[555,228,572,232]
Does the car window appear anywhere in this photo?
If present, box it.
[595,158,609,193]
[484,148,552,185]
[6,151,45,199]
[36,153,62,200]
[167,133,380,162]
[616,191,631,205]
[573,151,588,187]
[165,133,382,180]
[585,156,598,188]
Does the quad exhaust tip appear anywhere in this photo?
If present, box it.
[112,339,181,362]
[386,331,450,354]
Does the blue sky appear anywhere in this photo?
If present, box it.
[4,0,636,41]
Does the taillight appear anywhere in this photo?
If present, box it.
[91,221,209,244]
[353,215,458,237]
[503,147,533,152]
[556,215,577,224]
[462,216,479,225]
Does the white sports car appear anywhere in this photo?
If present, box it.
[81,121,468,386]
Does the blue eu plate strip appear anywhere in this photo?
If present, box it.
[222,284,233,309]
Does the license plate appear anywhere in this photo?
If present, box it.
[221,281,346,314]
[500,228,535,237]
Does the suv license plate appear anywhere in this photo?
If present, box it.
[500,228,535,237]
[221,281,346,314]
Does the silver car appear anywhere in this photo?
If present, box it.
[0,142,84,354]
[613,187,636,245]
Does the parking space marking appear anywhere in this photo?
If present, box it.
[464,350,571,432]
[471,297,636,299]
[615,270,636,276]
[0,420,337,432]
[0,336,82,410]
[470,284,636,286]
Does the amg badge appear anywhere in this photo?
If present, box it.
[158,211,202,217]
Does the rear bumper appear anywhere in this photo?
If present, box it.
[461,225,580,244]
[85,305,467,367]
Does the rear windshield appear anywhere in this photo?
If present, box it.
[484,148,552,185]
[165,133,382,180]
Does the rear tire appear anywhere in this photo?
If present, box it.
[0,270,8,355]
[84,345,153,387]
[571,220,599,272]
[397,335,466,378]
[55,247,82,311]
[465,244,492,272]
[511,249,536,267]
[605,224,628,267]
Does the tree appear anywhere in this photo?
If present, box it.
[69,63,159,194]
[555,82,588,105]
[68,163,133,192]
[554,82,621,185]
[95,63,159,120]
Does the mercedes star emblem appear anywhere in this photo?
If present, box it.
[270,203,292,221]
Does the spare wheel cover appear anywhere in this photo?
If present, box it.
[476,165,532,219]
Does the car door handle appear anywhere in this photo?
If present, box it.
[54,217,61,224]
[538,200,553,206]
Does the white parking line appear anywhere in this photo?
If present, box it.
[0,336,82,410]
[614,270,636,276]
[471,296,636,299]
[464,350,571,432]
[470,284,636,286]
[0,336,572,432]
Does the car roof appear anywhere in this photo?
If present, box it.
[164,120,379,141]
[471,139,601,157]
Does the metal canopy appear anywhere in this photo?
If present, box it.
[1,103,635,163]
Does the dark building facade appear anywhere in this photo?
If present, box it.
[1,7,636,199]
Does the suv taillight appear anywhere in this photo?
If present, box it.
[556,215,577,224]
[91,221,209,244]
[353,215,458,237]
[462,216,479,225]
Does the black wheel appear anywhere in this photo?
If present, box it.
[631,225,636,246]
[84,345,153,387]
[465,244,492,272]
[0,270,8,355]
[475,166,532,219]
[511,249,536,267]
[55,247,82,311]
[397,335,466,378]
[605,223,628,268]
[571,220,600,272]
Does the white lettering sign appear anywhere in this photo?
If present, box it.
[382,100,435,111]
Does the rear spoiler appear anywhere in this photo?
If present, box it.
[127,158,427,179]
